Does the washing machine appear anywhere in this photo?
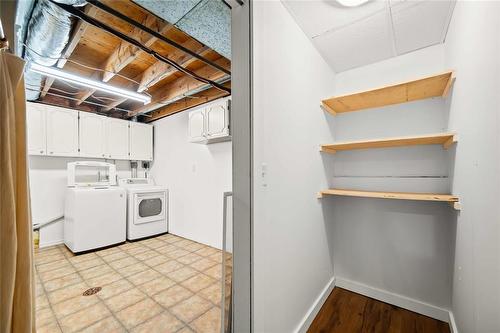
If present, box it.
[118,178,168,240]
[64,162,126,253]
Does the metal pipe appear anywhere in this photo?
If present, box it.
[143,75,231,116]
[33,214,64,230]
[86,0,230,76]
[130,161,138,178]
[50,1,231,95]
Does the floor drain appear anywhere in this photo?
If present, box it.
[82,287,102,296]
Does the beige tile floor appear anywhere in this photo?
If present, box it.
[35,233,230,333]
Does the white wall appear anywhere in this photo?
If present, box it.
[29,156,140,248]
[444,2,500,332]
[150,103,232,249]
[252,2,336,332]
[329,44,456,313]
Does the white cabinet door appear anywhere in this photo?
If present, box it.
[79,112,106,158]
[206,101,229,138]
[46,107,79,157]
[129,122,153,161]
[106,118,129,160]
[188,108,206,142]
[26,103,47,155]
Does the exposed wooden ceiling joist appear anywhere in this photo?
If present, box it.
[38,0,231,120]
[144,82,231,123]
[128,57,230,117]
[72,10,172,106]
[101,14,173,82]
[138,41,209,92]
[100,43,210,112]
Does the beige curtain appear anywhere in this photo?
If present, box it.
[0,52,35,332]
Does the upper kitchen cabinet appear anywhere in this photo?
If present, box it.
[46,105,79,157]
[189,98,231,144]
[206,100,230,140]
[188,108,206,142]
[26,104,153,161]
[27,102,47,155]
[129,122,153,161]
[105,118,130,160]
[79,112,106,158]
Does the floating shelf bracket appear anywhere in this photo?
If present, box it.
[320,103,336,116]
[449,201,462,211]
[443,134,458,149]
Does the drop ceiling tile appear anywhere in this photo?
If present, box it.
[176,0,231,59]
[132,0,201,24]
[391,0,455,55]
[312,9,394,72]
[282,0,388,38]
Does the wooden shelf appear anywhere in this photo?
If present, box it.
[320,133,457,154]
[318,189,460,209]
[321,71,455,115]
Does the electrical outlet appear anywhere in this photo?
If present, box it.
[261,163,268,187]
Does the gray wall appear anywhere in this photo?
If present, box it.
[444,2,500,332]
[252,2,336,332]
[329,44,456,310]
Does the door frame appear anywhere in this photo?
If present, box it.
[229,0,253,332]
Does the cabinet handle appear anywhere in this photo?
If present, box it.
[50,151,53,154]
[40,150,44,154]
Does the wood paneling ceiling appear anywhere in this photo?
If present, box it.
[39,0,231,122]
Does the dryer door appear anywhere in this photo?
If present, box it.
[134,191,166,225]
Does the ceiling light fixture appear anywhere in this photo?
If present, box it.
[335,0,372,7]
[28,62,151,104]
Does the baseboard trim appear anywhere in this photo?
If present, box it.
[295,276,336,333]
[39,239,64,249]
[449,311,459,333]
[336,277,450,322]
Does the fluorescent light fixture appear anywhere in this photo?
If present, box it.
[29,62,151,104]
[336,0,371,7]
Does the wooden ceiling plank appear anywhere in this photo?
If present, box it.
[42,94,98,113]
[99,94,127,111]
[99,71,142,111]
[145,83,231,122]
[101,14,173,82]
[138,41,209,92]
[100,44,210,112]
[41,6,97,98]
[73,13,172,106]
[74,88,97,106]
[129,57,230,117]
[40,77,56,98]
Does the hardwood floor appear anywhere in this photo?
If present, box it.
[308,288,451,333]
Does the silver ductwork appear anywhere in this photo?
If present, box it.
[24,0,86,100]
